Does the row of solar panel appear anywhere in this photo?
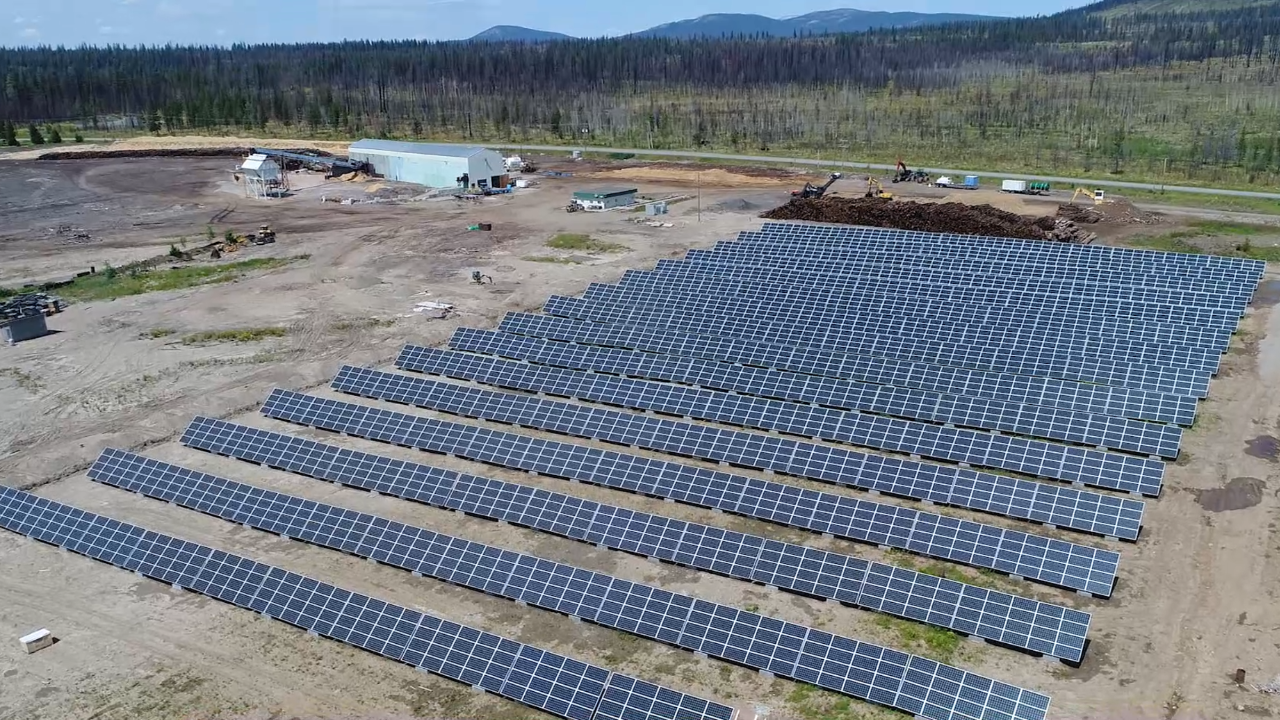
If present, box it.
[394,347,1173,493]
[721,235,1254,299]
[609,265,1240,339]
[445,330,1183,457]
[554,287,1218,393]
[683,245,1254,309]
[634,261,1236,352]
[181,418,1098,658]
[755,224,1265,284]
[0,486,731,720]
[255,391,1130,589]
[330,366,1165,500]
[91,445,1091,663]
[729,232,1261,297]
[579,279,1222,378]
[544,296,1211,399]
[314,371,1146,535]
[306,375,1143,546]
[496,313,1198,427]
[754,223,1266,276]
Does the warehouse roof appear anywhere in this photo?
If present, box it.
[573,187,638,199]
[348,139,492,158]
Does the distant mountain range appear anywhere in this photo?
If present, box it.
[469,25,572,42]
[467,8,997,42]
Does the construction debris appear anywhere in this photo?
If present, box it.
[1254,676,1280,694]
[1058,199,1158,225]
[762,197,1097,242]
[1,292,66,320]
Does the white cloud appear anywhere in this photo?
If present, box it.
[99,25,115,34]
[20,27,38,37]
[13,16,24,24]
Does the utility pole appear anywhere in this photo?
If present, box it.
[697,172,702,223]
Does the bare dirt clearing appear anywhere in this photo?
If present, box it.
[1,147,1279,720]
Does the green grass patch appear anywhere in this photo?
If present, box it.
[180,327,288,345]
[330,317,395,332]
[1128,220,1280,260]
[872,616,962,664]
[786,683,887,720]
[546,234,629,253]
[141,328,176,339]
[1128,234,1206,254]
[1120,188,1280,215]
[523,255,582,264]
[10,256,305,303]
[1186,219,1275,236]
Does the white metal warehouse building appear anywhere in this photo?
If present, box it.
[347,140,508,190]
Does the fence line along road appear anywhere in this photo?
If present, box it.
[453,142,1280,201]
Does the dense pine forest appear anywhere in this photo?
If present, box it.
[4,0,1280,185]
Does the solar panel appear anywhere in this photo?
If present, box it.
[754,224,1265,285]
[676,247,1253,311]
[703,233,1261,302]
[750,224,1263,281]
[606,267,1238,348]
[496,313,1198,426]
[83,450,1053,719]
[0,485,715,720]
[393,346,1174,491]
[330,366,1164,498]
[596,675,736,720]
[617,264,1233,357]
[174,419,1094,660]
[445,329,1183,457]
[255,390,1130,588]
[716,237,1254,301]
[545,295,1212,398]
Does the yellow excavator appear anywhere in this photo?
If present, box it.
[865,177,893,200]
[1071,188,1108,205]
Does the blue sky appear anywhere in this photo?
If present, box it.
[6,0,1096,47]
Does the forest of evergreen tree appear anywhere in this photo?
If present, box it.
[3,2,1280,184]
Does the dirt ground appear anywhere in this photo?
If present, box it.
[3,147,1280,720]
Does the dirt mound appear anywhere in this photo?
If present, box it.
[39,147,336,161]
[40,147,252,160]
[1056,204,1102,224]
[588,166,795,188]
[939,189,1033,215]
[762,197,1052,240]
[1057,198,1160,226]
[706,198,763,213]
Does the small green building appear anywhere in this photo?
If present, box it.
[572,187,637,210]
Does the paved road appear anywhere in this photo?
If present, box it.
[472,142,1280,201]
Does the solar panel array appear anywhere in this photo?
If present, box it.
[609,269,1228,368]
[18,222,1261,720]
[329,364,1160,503]
[674,249,1251,312]
[258,388,1127,592]
[755,224,1265,285]
[84,447,1074,712]
[698,237,1254,301]
[445,329,1183,457]
[595,270,1235,357]
[543,295,1210,398]
[495,313,1198,426]
[177,417,1093,661]
[394,346,1170,486]
[0,485,730,720]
